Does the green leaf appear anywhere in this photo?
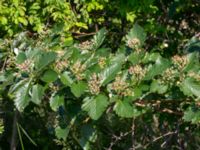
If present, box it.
[31,84,44,105]
[132,88,142,101]
[70,47,81,62]
[71,81,87,98]
[18,17,28,26]
[150,80,168,94]
[92,28,107,50]
[114,100,142,118]
[111,53,125,64]
[180,78,200,98]
[183,106,200,124]
[41,69,58,83]
[126,24,146,46]
[82,94,109,120]
[183,52,200,72]
[100,63,122,86]
[63,36,74,46]
[9,79,28,94]
[100,54,125,86]
[50,95,64,111]
[35,51,57,71]
[60,71,73,86]
[142,52,161,63]
[55,126,70,140]
[16,52,27,64]
[14,81,31,112]
[79,125,97,150]
[0,16,8,25]
[128,51,145,65]
[80,125,97,143]
[144,57,171,80]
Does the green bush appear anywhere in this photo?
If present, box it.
[1,23,200,149]
[1,0,200,149]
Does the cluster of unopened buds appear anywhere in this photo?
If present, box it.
[127,38,140,49]
[111,76,132,96]
[78,40,94,50]
[161,68,177,83]
[33,107,45,117]
[17,59,32,72]
[55,59,69,72]
[53,139,67,147]
[71,61,86,80]
[172,55,187,70]
[88,73,101,95]
[129,65,146,80]
[45,112,57,129]
[98,57,106,69]
[188,72,200,81]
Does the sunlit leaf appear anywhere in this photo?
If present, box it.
[82,94,109,120]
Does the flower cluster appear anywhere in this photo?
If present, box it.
[172,55,187,70]
[71,61,86,80]
[127,38,140,49]
[188,72,200,81]
[78,40,94,50]
[111,76,133,96]
[129,65,146,80]
[161,68,177,83]
[98,57,106,69]
[55,59,69,72]
[16,59,32,72]
[46,112,57,128]
[88,73,101,95]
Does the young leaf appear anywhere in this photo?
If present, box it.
[82,94,109,120]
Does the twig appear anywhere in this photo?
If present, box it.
[1,56,7,72]
[159,108,183,116]
[144,131,177,148]
[72,32,97,38]
[10,110,19,150]
[153,131,176,142]
[130,119,135,150]
[107,131,131,150]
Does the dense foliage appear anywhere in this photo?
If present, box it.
[0,0,200,149]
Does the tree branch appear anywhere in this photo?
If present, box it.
[10,110,19,150]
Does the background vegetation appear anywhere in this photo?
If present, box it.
[0,0,200,149]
